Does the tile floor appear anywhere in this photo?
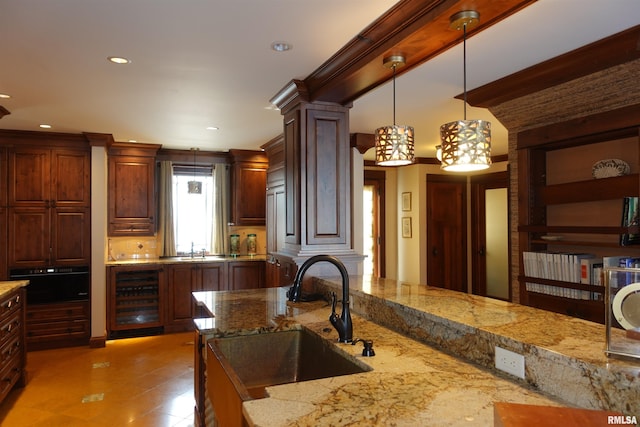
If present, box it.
[0,332,196,427]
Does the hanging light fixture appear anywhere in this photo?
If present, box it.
[375,55,415,166]
[439,10,491,172]
[188,148,202,194]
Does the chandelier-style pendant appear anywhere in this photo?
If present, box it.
[375,124,415,166]
[440,119,491,171]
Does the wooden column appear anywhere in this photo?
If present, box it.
[271,80,359,266]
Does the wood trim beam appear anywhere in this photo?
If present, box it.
[464,25,640,108]
[272,0,537,107]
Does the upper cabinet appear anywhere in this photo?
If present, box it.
[108,142,160,236]
[2,132,91,268]
[8,146,90,208]
[229,149,267,226]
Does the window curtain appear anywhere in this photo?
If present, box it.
[159,160,177,256]
[210,164,229,255]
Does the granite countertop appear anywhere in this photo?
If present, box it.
[105,254,267,266]
[0,280,29,298]
[192,282,636,426]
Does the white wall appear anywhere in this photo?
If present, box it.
[90,146,107,341]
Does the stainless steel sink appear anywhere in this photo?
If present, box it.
[207,328,371,425]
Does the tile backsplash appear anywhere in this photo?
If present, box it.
[107,226,266,261]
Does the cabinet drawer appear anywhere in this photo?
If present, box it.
[27,301,89,322]
[0,356,22,399]
[26,319,89,339]
[0,314,21,344]
[109,221,155,236]
[0,292,23,324]
[0,335,22,365]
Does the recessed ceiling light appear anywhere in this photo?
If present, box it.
[271,41,292,52]
[39,124,52,129]
[206,126,219,131]
[128,139,137,143]
[107,56,131,64]
[0,93,10,99]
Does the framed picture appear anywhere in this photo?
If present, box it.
[402,217,412,238]
[402,192,412,211]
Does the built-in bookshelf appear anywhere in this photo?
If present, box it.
[517,105,640,324]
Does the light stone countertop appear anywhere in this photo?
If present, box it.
[192,281,635,426]
[105,254,267,266]
[0,280,28,298]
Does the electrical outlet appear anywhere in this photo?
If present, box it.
[495,346,525,379]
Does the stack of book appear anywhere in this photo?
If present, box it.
[522,251,597,299]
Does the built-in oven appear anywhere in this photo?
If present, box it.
[9,266,90,305]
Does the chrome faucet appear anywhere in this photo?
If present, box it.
[287,254,353,343]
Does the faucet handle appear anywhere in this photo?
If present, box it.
[352,338,375,357]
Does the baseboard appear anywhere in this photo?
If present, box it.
[89,336,107,348]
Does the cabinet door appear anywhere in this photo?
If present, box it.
[232,161,267,226]
[0,207,6,280]
[50,149,90,207]
[266,184,285,254]
[166,264,197,328]
[199,263,226,291]
[51,207,90,265]
[108,155,155,236]
[8,207,50,267]
[227,261,265,290]
[8,147,50,207]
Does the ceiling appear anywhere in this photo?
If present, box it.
[1,1,638,159]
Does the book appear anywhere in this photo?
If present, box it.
[621,197,640,246]
[580,257,602,285]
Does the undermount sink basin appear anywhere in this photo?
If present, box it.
[207,328,371,425]
[179,256,225,261]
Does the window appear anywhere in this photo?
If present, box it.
[172,167,214,255]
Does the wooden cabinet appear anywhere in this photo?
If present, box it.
[0,287,26,404]
[108,265,165,337]
[0,148,5,280]
[265,255,297,288]
[517,106,640,323]
[7,145,91,268]
[108,143,160,236]
[26,301,90,350]
[166,262,226,332]
[108,260,265,337]
[263,135,285,256]
[227,260,265,290]
[229,150,267,226]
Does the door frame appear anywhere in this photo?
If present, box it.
[364,170,386,278]
[470,170,510,299]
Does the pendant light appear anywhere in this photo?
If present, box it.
[375,55,415,166]
[439,10,491,172]
[188,148,202,194]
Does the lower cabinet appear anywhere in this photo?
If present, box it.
[166,262,225,333]
[107,260,266,336]
[26,301,90,350]
[265,255,297,288]
[227,261,265,290]
[0,287,26,404]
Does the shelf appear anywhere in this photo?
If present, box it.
[538,174,638,205]
[519,275,604,293]
[518,225,639,234]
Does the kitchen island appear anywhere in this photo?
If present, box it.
[192,275,638,426]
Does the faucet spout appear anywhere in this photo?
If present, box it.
[287,255,353,343]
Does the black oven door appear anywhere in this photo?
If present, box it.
[9,266,90,304]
